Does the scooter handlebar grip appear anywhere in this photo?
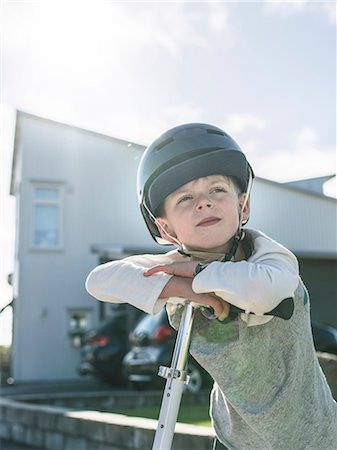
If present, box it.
[230,297,294,320]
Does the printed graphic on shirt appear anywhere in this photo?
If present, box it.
[193,310,240,345]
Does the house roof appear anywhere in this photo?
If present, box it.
[284,175,336,196]
[10,110,145,195]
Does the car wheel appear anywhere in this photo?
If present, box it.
[185,363,203,394]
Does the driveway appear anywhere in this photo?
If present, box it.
[1,378,112,398]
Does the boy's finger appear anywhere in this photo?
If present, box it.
[144,265,170,276]
[217,302,230,321]
[144,261,197,277]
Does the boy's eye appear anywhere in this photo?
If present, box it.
[211,186,226,193]
[177,195,193,204]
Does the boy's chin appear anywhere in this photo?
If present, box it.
[184,242,229,254]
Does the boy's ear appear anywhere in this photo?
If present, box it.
[155,218,178,244]
[239,194,250,224]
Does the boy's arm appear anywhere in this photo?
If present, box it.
[86,253,229,318]
[85,254,174,315]
[192,236,299,316]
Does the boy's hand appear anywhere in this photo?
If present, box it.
[145,268,230,321]
[144,261,198,279]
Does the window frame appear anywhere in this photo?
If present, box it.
[30,182,64,251]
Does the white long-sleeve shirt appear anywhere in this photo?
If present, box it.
[86,229,298,319]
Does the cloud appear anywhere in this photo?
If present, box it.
[221,113,267,135]
[3,1,233,107]
[118,3,210,57]
[207,2,230,32]
[4,3,212,65]
[263,1,336,24]
[3,2,233,126]
[321,3,337,25]
[294,126,319,149]
[256,146,335,182]
[324,177,337,198]
[219,121,335,192]
[109,2,232,56]
[264,0,307,16]
[251,126,336,192]
[102,102,205,144]
[54,3,227,57]
[163,103,205,124]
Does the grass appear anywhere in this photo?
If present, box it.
[106,404,212,427]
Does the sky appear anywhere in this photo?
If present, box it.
[0,1,336,345]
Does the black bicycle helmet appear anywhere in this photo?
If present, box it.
[137,123,254,243]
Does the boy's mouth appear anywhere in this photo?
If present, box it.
[197,216,221,227]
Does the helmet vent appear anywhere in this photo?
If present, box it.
[207,129,225,136]
[154,137,174,152]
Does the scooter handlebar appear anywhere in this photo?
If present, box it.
[230,297,294,320]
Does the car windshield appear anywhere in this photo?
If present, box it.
[134,309,167,336]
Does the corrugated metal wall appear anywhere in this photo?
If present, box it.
[249,178,336,256]
[249,178,337,326]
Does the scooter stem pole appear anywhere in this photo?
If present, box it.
[152,302,195,450]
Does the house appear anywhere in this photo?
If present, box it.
[9,111,337,382]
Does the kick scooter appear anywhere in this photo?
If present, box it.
[151,301,195,450]
[151,296,294,450]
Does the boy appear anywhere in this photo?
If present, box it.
[86,123,337,449]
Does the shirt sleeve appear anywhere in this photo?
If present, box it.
[85,254,174,315]
[192,235,299,315]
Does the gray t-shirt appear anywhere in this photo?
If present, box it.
[168,244,337,449]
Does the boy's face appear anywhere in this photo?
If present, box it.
[156,175,250,253]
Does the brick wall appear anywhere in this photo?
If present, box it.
[0,398,214,450]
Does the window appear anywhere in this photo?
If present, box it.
[31,184,63,249]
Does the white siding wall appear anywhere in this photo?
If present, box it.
[249,179,337,255]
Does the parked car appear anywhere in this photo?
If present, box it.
[78,305,337,388]
[78,313,129,385]
[311,320,337,355]
[122,308,212,393]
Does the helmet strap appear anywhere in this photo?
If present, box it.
[143,201,184,247]
[177,229,245,261]
[142,200,158,224]
[220,229,245,262]
[221,168,253,261]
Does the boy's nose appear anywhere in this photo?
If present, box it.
[196,195,213,210]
